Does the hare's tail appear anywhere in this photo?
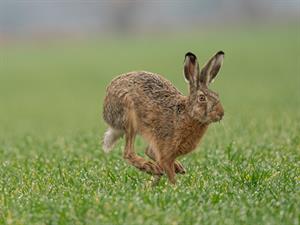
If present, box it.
[102,127,124,153]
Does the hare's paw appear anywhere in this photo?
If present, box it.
[143,161,164,176]
[174,161,186,174]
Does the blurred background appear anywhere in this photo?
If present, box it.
[0,0,299,37]
[0,0,299,137]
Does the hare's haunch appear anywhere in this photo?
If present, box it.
[103,51,225,184]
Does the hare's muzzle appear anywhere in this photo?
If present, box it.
[217,103,224,119]
[213,102,224,121]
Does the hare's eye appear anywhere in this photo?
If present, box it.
[198,95,206,102]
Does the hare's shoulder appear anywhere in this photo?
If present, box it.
[129,71,185,111]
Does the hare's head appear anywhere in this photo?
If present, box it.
[184,51,225,124]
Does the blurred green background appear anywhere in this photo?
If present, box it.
[1,27,299,137]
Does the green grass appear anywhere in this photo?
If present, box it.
[0,27,299,225]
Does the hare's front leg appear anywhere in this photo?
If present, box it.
[145,146,185,174]
[123,124,163,176]
[159,158,176,184]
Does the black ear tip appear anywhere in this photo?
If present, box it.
[185,52,197,59]
[217,51,225,55]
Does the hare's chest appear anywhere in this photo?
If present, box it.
[176,124,208,156]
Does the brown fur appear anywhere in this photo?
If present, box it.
[103,51,225,184]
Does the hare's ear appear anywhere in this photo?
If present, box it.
[199,51,224,87]
[183,52,200,88]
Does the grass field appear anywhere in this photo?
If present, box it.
[0,27,299,225]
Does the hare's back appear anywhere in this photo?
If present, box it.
[107,71,181,99]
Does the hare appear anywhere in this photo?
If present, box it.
[103,51,225,184]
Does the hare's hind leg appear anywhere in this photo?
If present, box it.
[144,146,163,186]
[145,146,186,174]
[123,117,163,176]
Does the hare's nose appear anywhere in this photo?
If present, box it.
[219,110,224,119]
[215,103,224,118]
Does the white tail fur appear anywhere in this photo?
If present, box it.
[102,128,123,153]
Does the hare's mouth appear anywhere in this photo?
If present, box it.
[208,103,224,123]
[208,111,224,123]
[214,115,223,122]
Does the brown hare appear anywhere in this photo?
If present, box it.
[103,51,225,184]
